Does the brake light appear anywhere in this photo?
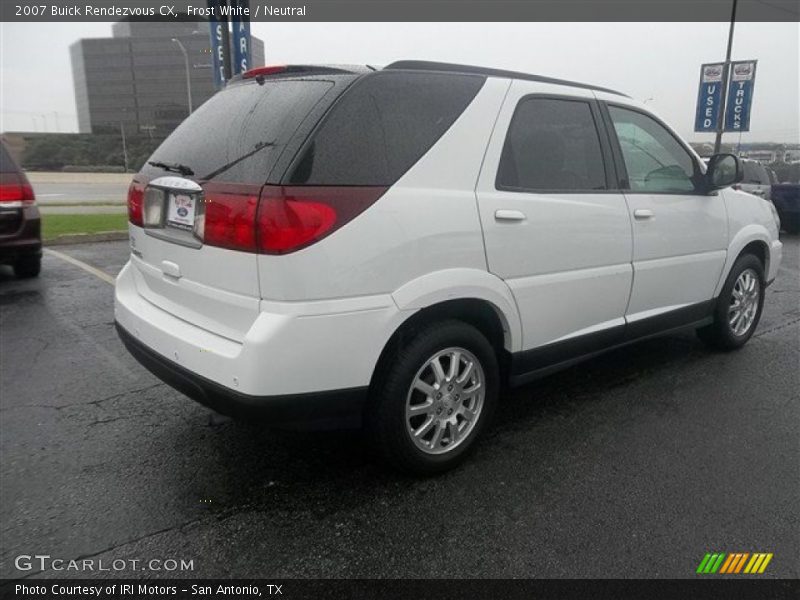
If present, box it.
[0,177,35,204]
[203,185,260,252]
[176,183,386,254]
[127,180,145,226]
[257,186,387,254]
[242,65,286,79]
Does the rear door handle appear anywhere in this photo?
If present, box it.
[494,209,526,222]
[633,209,654,220]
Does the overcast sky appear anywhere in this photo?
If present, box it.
[1,21,798,143]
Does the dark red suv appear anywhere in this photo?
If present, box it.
[0,140,41,278]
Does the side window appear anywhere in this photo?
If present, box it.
[608,106,701,194]
[496,97,607,192]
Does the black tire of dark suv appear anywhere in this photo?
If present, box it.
[14,255,41,278]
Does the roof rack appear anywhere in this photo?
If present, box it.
[384,60,629,97]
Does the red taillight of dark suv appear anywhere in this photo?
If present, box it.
[0,141,41,278]
[0,177,35,204]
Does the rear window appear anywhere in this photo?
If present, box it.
[0,143,19,174]
[143,79,335,184]
[288,71,485,186]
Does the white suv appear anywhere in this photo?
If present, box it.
[115,61,783,473]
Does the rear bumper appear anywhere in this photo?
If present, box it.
[0,205,41,264]
[116,322,367,429]
[114,259,405,428]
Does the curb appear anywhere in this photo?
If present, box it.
[45,231,129,246]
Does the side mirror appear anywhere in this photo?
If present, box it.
[706,153,743,191]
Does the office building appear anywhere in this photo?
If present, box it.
[70,20,264,136]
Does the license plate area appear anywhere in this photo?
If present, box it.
[143,176,205,248]
[166,193,197,231]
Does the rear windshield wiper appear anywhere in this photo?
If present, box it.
[147,160,195,177]
[201,141,276,181]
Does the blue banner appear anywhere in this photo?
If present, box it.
[232,0,252,75]
[694,63,725,132]
[208,0,228,88]
[724,61,757,132]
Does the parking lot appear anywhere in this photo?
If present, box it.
[1,236,798,579]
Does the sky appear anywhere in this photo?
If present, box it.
[1,21,798,143]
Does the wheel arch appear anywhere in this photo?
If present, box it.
[714,226,772,297]
[367,269,523,395]
[390,268,522,353]
[370,297,514,397]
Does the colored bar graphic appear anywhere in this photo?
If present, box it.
[758,554,773,573]
[744,554,760,573]
[696,553,712,574]
[704,553,719,573]
[710,553,726,573]
[698,551,772,574]
[719,553,736,574]
[734,553,749,573]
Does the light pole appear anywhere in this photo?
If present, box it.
[120,121,129,172]
[172,38,193,115]
[714,0,738,155]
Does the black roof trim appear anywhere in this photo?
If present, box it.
[384,60,629,98]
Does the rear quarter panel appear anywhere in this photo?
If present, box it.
[255,78,511,301]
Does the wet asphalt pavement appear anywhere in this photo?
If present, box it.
[0,237,798,580]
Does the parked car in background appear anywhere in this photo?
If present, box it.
[771,182,800,234]
[115,61,782,473]
[736,158,772,200]
[0,140,41,278]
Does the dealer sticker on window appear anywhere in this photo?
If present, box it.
[167,193,196,231]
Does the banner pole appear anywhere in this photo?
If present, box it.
[714,0,738,154]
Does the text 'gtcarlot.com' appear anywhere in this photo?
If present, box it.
[14,554,194,572]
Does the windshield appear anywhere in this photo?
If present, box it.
[142,79,334,184]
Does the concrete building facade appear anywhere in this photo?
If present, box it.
[70,20,264,136]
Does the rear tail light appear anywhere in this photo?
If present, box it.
[202,185,260,252]
[198,184,387,254]
[127,181,145,226]
[257,186,387,255]
[0,178,35,204]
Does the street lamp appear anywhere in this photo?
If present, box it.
[171,38,193,115]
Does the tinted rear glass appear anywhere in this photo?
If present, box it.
[0,143,19,174]
[497,98,607,191]
[289,71,485,186]
[143,79,334,184]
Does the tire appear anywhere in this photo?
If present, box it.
[13,255,41,279]
[366,320,499,475]
[697,253,765,351]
